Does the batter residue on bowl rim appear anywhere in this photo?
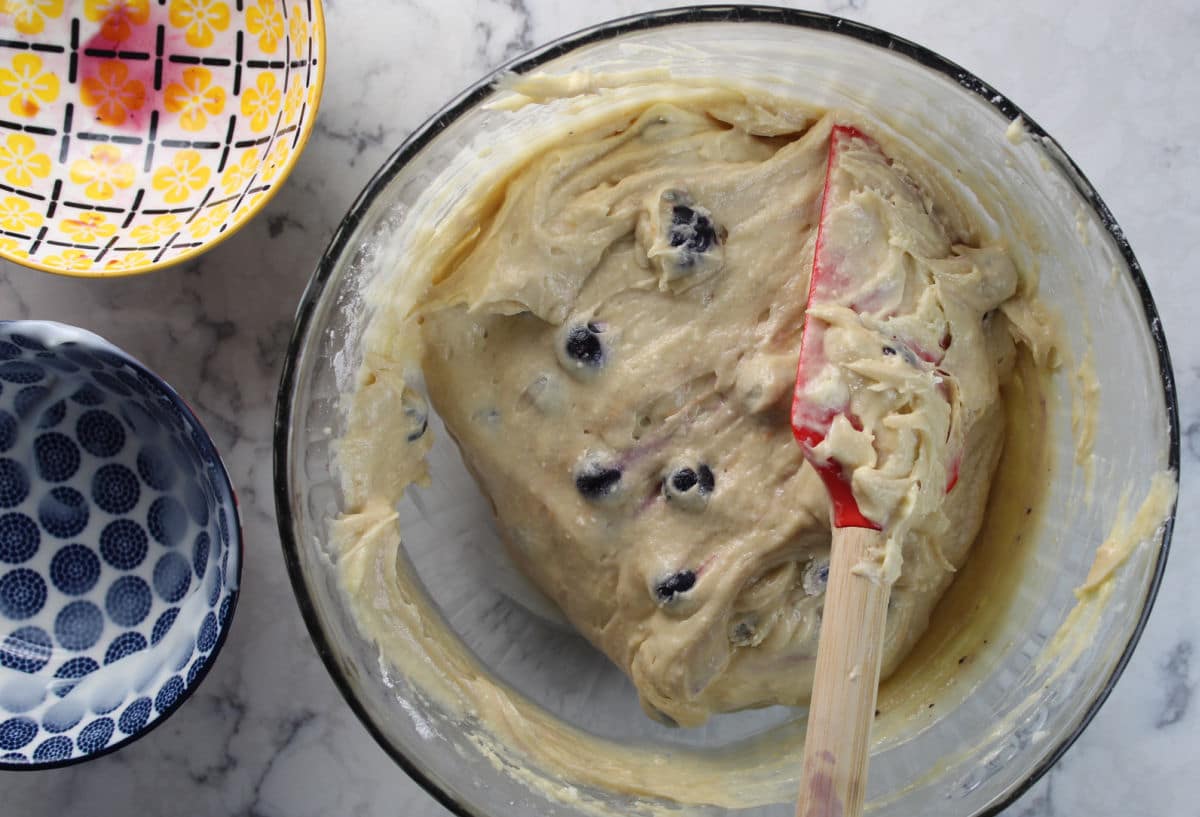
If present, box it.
[327,71,1175,811]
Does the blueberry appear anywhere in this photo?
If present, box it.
[651,196,725,288]
[654,570,697,603]
[669,205,719,255]
[663,462,715,508]
[730,616,765,647]
[401,390,428,442]
[884,341,920,367]
[563,323,604,368]
[670,468,698,492]
[803,558,830,596]
[574,460,621,499]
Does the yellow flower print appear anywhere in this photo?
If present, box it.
[0,196,44,234]
[42,248,94,272]
[151,149,211,204]
[69,144,136,201]
[104,250,150,271]
[80,60,147,127]
[240,73,281,133]
[308,5,320,41]
[84,0,150,42]
[306,73,320,109]
[288,5,307,45]
[59,211,116,244]
[282,76,304,125]
[238,190,266,215]
[0,53,61,118]
[129,213,182,245]
[0,236,30,259]
[246,0,284,54]
[163,67,226,132]
[219,149,259,195]
[0,134,52,188]
[259,137,289,183]
[6,0,65,36]
[168,0,230,49]
[187,201,231,239]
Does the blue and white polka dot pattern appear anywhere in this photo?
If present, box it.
[0,322,240,769]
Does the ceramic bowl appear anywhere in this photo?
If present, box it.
[0,0,325,276]
[0,320,241,769]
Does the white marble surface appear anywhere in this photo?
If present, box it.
[1,0,1196,814]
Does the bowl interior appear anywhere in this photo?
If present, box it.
[279,11,1176,817]
[0,321,241,769]
[0,0,324,276]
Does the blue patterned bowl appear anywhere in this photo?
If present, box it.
[0,320,241,769]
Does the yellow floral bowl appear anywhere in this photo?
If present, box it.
[0,0,324,276]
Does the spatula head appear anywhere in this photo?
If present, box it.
[792,122,950,527]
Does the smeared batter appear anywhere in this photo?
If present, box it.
[325,70,1178,812]
[403,101,1036,727]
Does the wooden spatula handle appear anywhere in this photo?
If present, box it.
[796,526,891,817]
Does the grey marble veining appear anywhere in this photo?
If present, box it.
[2,1,1197,815]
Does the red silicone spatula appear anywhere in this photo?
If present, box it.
[791,125,897,817]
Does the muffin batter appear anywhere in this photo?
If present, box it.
[322,66,1179,813]
[404,102,1032,727]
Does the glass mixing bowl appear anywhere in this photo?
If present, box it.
[274,7,1178,816]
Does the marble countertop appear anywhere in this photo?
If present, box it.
[3,1,1196,814]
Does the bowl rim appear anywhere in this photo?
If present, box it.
[0,0,328,279]
[272,6,1181,816]
[0,319,246,771]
